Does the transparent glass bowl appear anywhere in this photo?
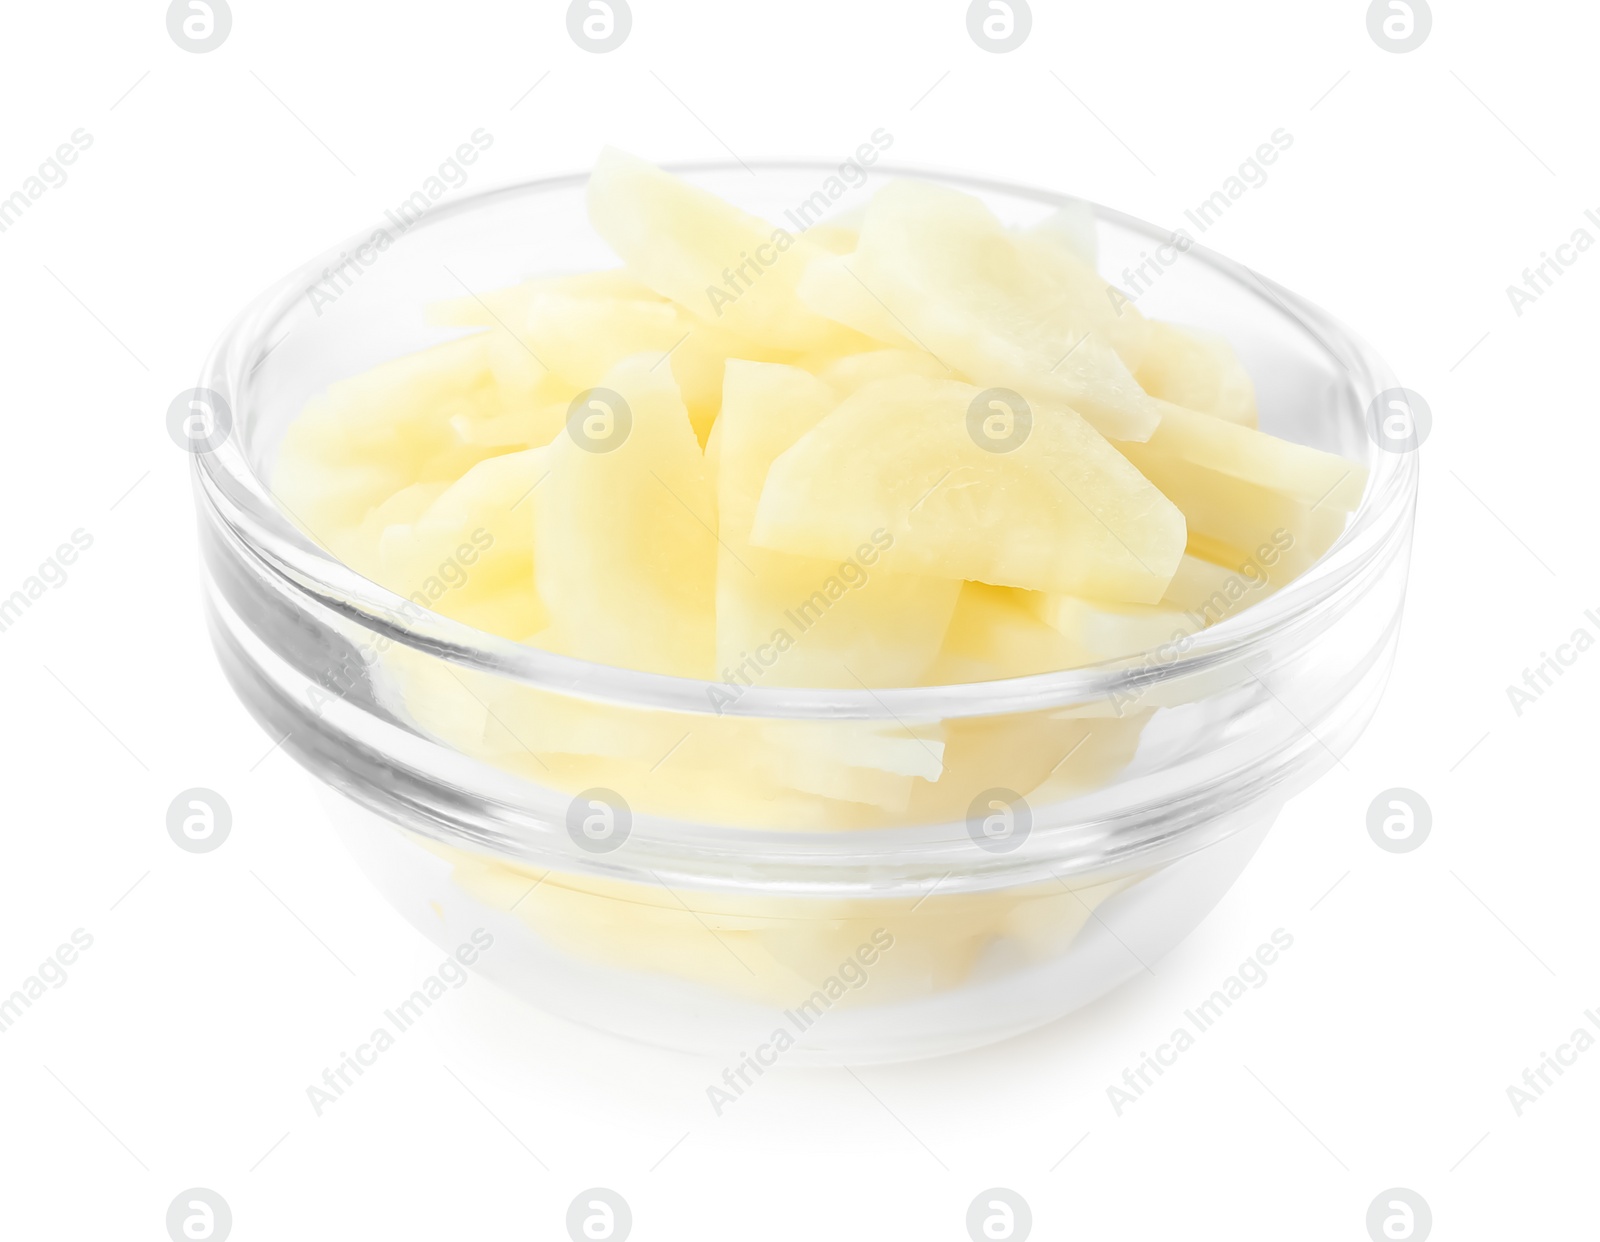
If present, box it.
[191,163,1416,1063]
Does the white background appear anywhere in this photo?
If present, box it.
[1,1,1595,1238]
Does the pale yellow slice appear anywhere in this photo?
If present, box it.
[713,360,960,688]
[376,447,548,636]
[922,582,1081,683]
[531,356,716,677]
[1115,401,1365,575]
[1136,321,1257,427]
[813,348,950,393]
[275,335,502,544]
[586,147,862,354]
[796,179,1162,440]
[751,375,1186,603]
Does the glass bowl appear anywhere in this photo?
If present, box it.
[189,162,1417,1063]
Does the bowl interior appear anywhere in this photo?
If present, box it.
[238,163,1371,492]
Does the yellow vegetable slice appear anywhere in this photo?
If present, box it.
[338,480,450,578]
[1030,555,1281,664]
[586,147,861,354]
[713,361,960,689]
[751,375,1186,603]
[792,254,918,349]
[275,335,500,544]
[1136,321,1257,427]
[377,446,546,616]
[921,583,1080,683]
[427,268,665,326]
[1115,401,1365,574]
[803,222,859,255]
[441,278,797,448]
[531,356,716,677]
[814,348,950,393]
[796,179,1162,441]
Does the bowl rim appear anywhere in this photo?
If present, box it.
[194,158,1418,724]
